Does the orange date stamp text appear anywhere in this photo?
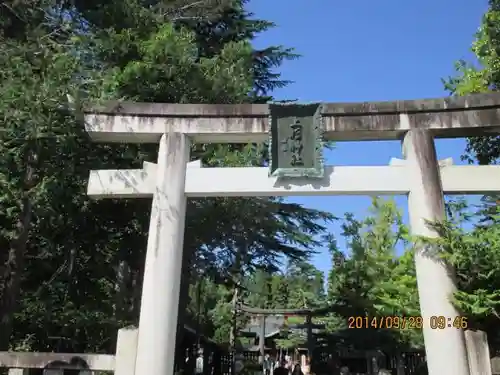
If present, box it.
[348,316,423,329]
[347,316,468,330]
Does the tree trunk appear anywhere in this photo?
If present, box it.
[230,248,243,375]
[130,269,139,318]
[114,259,130,321]
[174,246,196,369]
[0,148,35,350]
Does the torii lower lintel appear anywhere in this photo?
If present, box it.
[87,162,500,198]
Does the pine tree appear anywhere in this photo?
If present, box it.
[0,0,333,355]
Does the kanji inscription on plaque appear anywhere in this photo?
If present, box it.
[268,103,324,178]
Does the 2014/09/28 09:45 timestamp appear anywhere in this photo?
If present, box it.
[347,316,468,329]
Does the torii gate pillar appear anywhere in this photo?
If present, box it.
[403,127,469,375]
[133,132,190,375]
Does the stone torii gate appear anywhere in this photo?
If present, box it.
[85,93,500,375]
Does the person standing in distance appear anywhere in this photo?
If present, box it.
[274,360,289,375]
[263,354,272,375]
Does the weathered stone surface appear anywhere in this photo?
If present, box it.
[322,92,500,114]
[8,369,28,375]
[84,93,500,143]
[87,163,500,198]
[115,327,138,375]
[85,102,269,116]
[133,133,190,375]
[465,329,492,375]
[491,356,500,374]
[0,352,114,371]
[403,127,469,375]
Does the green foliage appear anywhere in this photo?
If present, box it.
[444,0,500,354]
[0,3,119,350]
[421,212,500,322]
[105,23,254,103]
[326,198,423,350]
[444,0,500,164]
[413,207,500,351]
[286,261,326,309]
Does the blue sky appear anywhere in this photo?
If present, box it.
[246,0,489,276]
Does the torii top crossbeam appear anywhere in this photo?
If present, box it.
[84,93,500,143]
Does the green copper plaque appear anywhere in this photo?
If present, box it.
[268,103,324,178]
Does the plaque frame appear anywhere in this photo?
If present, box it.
[268,103,325,178]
